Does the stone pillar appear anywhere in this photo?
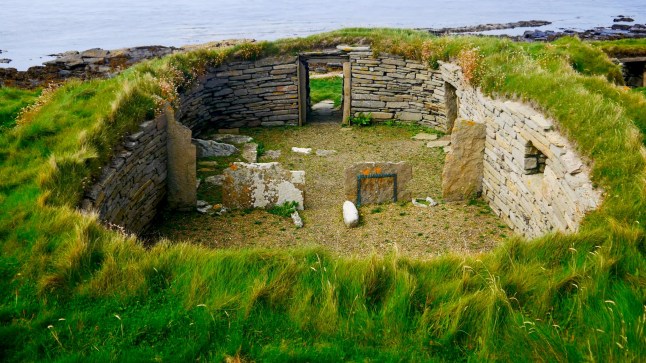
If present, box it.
[166,105,197,211]
[442,119,486,201]
[342,61,352,125]
[297,59,307,126]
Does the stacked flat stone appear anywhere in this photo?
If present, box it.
[81,111,169,233]
[440,62,602,238]
[179,56,299,131]
[348,51,447,129]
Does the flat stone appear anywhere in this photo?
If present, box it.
[412,133,439,141]
[344,162,412,205]
[264,150,282,159]
[243,143,258,162]
[192,139,238,158]
[204,175,225,186]
[223,162,305,210]
[343,201,360,228]
[427,140,451,148]
[315,149,337,157]
[442,119,486,201]
[291,147,312,155]
[211,134,253,144]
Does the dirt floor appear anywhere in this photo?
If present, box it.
[150,122,511,259]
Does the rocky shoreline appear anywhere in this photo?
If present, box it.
[0,40,250,88]
[2,18,646,89]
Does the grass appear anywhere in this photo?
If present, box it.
[0,29,645,361]
[309,76,343,107]
[0,87,41,130]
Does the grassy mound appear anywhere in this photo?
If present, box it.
[0,29,645,361]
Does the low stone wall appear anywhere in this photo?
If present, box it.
[179,56,299,133]
[348,51,447,129]
[440,62,603,238]
[81,111,170,233]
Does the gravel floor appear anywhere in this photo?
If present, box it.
[151,122,510,259]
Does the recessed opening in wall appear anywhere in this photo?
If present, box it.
[620,59,645,88]
[444,82,458,133]
[298,53,350,125]
[523,141,547,174]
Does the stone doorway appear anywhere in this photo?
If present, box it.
[298,53,351,125]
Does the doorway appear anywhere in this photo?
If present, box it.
[298,54,351,125]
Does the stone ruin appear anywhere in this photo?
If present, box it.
[81,45,603,240]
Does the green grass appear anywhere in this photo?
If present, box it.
[0,29,645,361]
[309,76,343,107]
[0,87,41,130]
[634,87,646,97]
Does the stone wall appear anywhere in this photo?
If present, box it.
[348,51,447,129]
[179,56,299,133]
[81,110,170,233]
[440,62,603,238]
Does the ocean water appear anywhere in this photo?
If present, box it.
[1,0,645,70]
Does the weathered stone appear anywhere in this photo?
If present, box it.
[442,120,486,201]
[166,107,197,211]
[192,139,238,158]
[343,201,360,228]
[344,162,412,205]
[222,162,305,210]
[243,143,258,162]
[210,134,253,144]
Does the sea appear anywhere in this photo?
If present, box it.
[1,0,645,70]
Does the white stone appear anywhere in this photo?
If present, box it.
[343,201,359,228]
[291,211,303,228]
[291,147,312,155]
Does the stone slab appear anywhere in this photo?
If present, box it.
[442,119,486,201]
[344,162,412,205]
[223,162,305,210]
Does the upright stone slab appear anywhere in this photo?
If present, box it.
[223,162,305,210]
[344,162,412,205]
[442,119,486,201]
[166,105,197,211]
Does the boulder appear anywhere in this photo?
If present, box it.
[442,119,486,201]
[344,162,412,205]
[343,201,360,228]
[192,138,238,158]
[291,147,312,155]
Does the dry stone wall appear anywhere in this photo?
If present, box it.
[440,62,603,238]
[179,56,299,133]
[81,111,170,233]
[348,51,447,129]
